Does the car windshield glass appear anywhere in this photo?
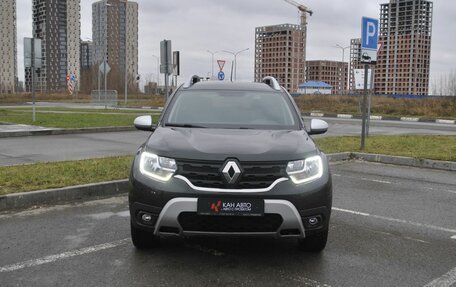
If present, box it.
[165,90,298,130]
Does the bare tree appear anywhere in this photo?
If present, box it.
[449,70,456,96]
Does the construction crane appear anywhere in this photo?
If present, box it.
[284,0,313,27]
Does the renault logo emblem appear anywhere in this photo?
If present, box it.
[222,161,241,184]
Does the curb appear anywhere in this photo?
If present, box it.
[327,152,456,171]
[0,180,129,211]
[1,154,454,212]
[302,112,456,125]
[0,126,136,138]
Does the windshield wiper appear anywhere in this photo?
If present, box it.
[165,123,207,128]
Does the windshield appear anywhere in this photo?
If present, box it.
[164,90,299,130]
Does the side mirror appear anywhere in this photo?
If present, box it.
[134,115,155,132]
[308,119,328,135]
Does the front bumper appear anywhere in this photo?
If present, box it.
[135,198,307,238]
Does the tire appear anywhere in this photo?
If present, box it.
[298,229,328,252]
[131,222,160,249]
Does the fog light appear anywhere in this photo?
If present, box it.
[142,213,152,222]
[303,215,323,229]
[308,217,319,225]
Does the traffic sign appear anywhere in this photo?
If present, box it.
[354,69,373,90]
[361,17,379,64]
[160,40,173,74]
[217,60,226,71]
[218,71,225,81]
[99,61,111,75]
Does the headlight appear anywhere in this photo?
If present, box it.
[139,152,177,182]
[286,155,323,184]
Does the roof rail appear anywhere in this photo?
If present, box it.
[262,76,281,91]
[183,75,201,89]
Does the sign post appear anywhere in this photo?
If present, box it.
[99,61,111,108]
[360,17,379,150]
[24,38,42,122]
[160,40,173,99]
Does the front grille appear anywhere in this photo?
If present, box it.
[176,159,287,189]
[178,212,283,233]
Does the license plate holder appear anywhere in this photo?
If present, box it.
[197,198,264,217]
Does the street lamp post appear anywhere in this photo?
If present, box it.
[334,44,349,62]
[334,44,350,93]
[207,50,219,78]
[222,48,249,81]
[104,3,112,109]
[151,55,160,91]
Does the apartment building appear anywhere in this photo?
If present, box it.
[254,24,306,93]
[26,0,81,93]
[305,60,348,94]
[0,0,17,94]
[93,0,138,92]
[375,0,433,95]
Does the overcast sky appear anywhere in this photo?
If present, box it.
[16,0,455,87]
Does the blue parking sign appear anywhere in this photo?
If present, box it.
[361,17,379,64]
[362,17,379,50]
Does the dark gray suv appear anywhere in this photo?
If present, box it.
[129,76,332,252]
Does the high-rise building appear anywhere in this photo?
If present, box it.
[93,0,138,93]
[375,0,433,95]
[26,0,81,93]
[80,41,93,69]
[79,40,95,93]
[0,0,17,94]
[305,60,348,94]
[254,24,306,93]
[349,38,363,92]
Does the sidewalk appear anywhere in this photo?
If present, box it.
[0,122,135,138]
[302,112,456,125]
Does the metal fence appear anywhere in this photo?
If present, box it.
[90,90,118,106]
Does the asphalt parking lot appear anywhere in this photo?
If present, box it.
[0,161,455,287]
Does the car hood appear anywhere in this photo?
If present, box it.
[144,127,318,161]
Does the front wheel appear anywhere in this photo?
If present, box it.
[298,229,328,252]
[131,222,160,249]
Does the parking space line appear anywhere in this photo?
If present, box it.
[333,173,455,195]
[423,266,456,287]
[332,174,391,184]
[0,238,129,273]
[333,207,456,234]
[287,275,332,287]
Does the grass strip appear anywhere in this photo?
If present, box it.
[6,107,162,114]
[0,136,454,195]
[0,109,160,128]
[0,156,133,195]
[315,135,456,162]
